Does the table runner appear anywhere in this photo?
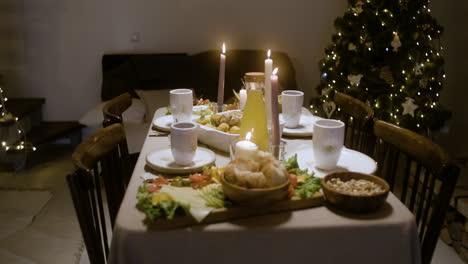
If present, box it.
[109,108,421,264]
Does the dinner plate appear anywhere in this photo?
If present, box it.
[146,147,216,174]
[280,114,324,137]
[285,144,377,178]
[152,114,200,132]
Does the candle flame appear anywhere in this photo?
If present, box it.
[267,49,271,58]
[222,43,226,54]
[272,67,279,75]
[246,132,252,141]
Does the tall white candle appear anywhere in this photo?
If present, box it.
[235,132,258,159]
[271,68,280,152]
[239,89,247,110]
[217,43,226,112]
[264,49,273,127]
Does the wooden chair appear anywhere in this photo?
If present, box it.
[102,92,132,127]
[102,92,140,166]
[333,92,374,156]
[67,123,132,264]
[373,120,459,264]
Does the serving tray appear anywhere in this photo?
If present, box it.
[145,192,323,230]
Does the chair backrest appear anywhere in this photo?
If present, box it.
[373,120,459,264]
[333,92,374,155]
[102,92,132,127]
[68,123,132,264]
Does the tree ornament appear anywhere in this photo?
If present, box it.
[414,63,423,75]
[348,43,357,51]
[391,33,402,52]
[400,0,409,10]
[402,97,418,117]
[322,101,337,119]
[419,78,428,89]
[379,67,394,84]
[347,74,363,86]
[352,1,364,15]
[321,87,332,96]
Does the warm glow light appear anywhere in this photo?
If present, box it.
[222,43,226,54]
[267,49,271,58]
[272,67,278,75]
[246,132,252,141]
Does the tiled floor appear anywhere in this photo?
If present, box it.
[0,143,464,264]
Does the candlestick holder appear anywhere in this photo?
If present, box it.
[229,137,287,161]
[269,140,287,161]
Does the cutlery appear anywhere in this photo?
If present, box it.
[149,131,169,137]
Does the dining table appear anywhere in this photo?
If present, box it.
[108,107,421,264]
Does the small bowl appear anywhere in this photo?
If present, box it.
[322,172,389,213]
[220,174,290,206]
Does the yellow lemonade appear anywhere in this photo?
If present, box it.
[239,89,270,151]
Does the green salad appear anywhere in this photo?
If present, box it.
[283,154,322,199]
[136,182,188,221]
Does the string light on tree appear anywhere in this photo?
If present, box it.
[314,0,450,133]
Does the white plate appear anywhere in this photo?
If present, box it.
[285,144,377,178]
[152,114,200,132]
[146,147,216,174]
[280,114,324,137]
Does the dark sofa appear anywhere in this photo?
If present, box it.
[101,50,297,102]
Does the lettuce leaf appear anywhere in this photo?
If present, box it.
[284,154,300,171]
[283,154,321,199]
[136,182,188,221]
[295,176,322,199]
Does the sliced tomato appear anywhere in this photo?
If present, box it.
[189,173,204,182]
[290,174,298,187]
[152,176,169,185]
[146,184,159,193]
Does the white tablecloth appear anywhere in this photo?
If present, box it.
[109,108,421,264]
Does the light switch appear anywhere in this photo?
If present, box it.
[131,32,140,43]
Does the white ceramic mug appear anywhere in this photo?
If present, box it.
[281,90,304,128]
[170,89,193,122]
[170,122,198,166]
[312,119,345,170]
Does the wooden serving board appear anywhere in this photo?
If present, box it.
[147,192,324,230]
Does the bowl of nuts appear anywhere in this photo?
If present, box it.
[322,172,389,213]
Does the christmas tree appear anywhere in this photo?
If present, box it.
[314,0,450,133]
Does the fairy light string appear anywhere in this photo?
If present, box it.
[0,87,36,153]
[313,0,450,133]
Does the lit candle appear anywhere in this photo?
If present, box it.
[239,89,247,110]
[235,132,258,159]
[270,68,280,158]
[264,49,273,127]
[217,43,226,112]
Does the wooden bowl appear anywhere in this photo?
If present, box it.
[220,174,290,206]
[322,172,389,213]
